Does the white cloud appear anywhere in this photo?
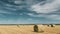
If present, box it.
[6,4,13,7]
[30,0,60,13]
[27,13,42,17]
[14,0,23,4]
[46,15,60,20]
[27,13,47,17]
[0,10,16,15]
[27,18,32,20]
[27,13,34,16]
[15,6,25,9]
[27,13,60,20]
[5,7,17,11]
[19,13,23,15]
[0,10,9,14]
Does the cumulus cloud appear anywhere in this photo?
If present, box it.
[30,0,60,13]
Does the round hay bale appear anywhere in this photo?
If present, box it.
[50,24,54,27]
[53,24,55,27]
[47,24,49,27]
[33,25,38,32]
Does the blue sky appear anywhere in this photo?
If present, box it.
[0,0,60,24]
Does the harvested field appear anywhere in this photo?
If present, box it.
[0,25,60,34]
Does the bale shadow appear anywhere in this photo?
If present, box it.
[32,30,44,33]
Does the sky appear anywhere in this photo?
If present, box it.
[0,0,60,24]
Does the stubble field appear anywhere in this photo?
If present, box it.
[0,24,60,34]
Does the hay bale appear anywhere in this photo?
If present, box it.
[50,24,55,27]
[33,25,38,32]
[39,25,44,32]
[53,24,55,27]
[47,24,49,27]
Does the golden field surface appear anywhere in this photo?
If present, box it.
[0,25,60,34]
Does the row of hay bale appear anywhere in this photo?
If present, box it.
[16,24,55,32]
[47,24,55,27]
[33,24,55,32]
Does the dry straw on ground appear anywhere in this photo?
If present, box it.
[0,24,59,34]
